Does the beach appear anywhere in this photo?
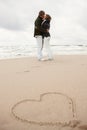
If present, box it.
[0,55,87,130]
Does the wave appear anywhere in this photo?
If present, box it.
[0,43,87,59]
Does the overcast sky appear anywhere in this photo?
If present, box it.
[0,0,87,45]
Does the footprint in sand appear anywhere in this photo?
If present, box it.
[24,70,30,72]
[16,65,40,74]
[16,70,30,74]
[78,124,87,130]
[31,65,40,68]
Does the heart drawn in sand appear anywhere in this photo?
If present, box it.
[11,92,80,127]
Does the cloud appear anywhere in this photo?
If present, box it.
[0,0,55,31]
[0,0,86,31]
[0,0,28,30]
[0,0,87,44]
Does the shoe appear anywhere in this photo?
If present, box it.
[38,58,45,61]
[48,58,53,61]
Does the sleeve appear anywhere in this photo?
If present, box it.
[35,19,47,32]
[42,22,49,30]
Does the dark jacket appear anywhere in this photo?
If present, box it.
[34,16,46,37]
[41,20,50,38]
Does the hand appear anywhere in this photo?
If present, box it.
[35,26,37,29]
[46,29,49,32]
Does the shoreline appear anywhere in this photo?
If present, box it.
[0,54,87,61]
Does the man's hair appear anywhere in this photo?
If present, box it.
[39,10,45,17]
[46,14,51,21]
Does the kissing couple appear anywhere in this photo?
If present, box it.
[34,10,53,61]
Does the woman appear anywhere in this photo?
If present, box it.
[41,14,53,60]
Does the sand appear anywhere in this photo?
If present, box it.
[0,55,87,130]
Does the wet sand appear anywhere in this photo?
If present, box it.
[0,55,87,130]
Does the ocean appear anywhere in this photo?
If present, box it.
[0,38,87,59]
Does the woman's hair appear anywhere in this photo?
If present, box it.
[39,10,45,17]
[46,14,51,21]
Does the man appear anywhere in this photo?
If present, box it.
[34,10,46,60]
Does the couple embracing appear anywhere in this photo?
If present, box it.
[34,10,53,61]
